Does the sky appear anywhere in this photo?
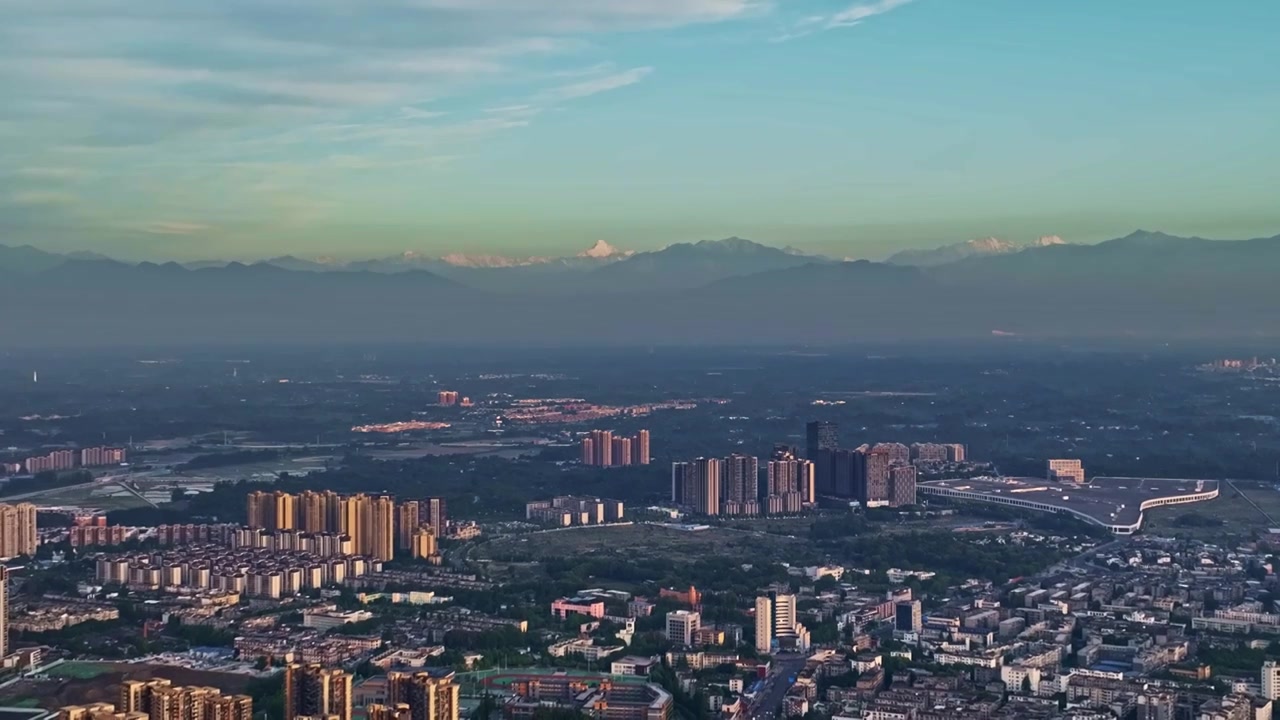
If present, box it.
[2,0,1279,262]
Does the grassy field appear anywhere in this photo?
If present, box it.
[48,662,112,680]
[27,482,151,511]
[1144,480,1280,538]
[475,522,811,564]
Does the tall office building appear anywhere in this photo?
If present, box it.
[888,464,917,507]
[383,670,459,720]
[895,600,923,633]
[0,503,37,558]
[755,593,809,654]
[723,454,759,505]
[0,566,8,659]
[665,610,701,646]
[806,421,839,495]
[286,664,353,720]
[611,437,632,467]
[423,497,447,535]
[1047,459,1086,485]
[397,501,421,550]
[633,430,651,465]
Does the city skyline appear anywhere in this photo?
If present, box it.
[3,1,1279,261]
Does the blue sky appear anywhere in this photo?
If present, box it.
[2,0,1279,261]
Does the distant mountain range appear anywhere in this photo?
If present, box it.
[886,235,1067,267]
[2,230,1279,347]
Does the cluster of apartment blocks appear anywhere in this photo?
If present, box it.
[807,422,951,507]
[581,429,651,467]
[525,496,625,526]
[246,490,447,562]
[58,678,252,720]
[0,502,38,558]
[69,522,239,548]
[671,446,817,517]
[94,544,382,599]
[6,446,126,475]
[501,675,671,720]
[280,663,461,720]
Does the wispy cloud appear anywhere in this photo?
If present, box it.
[547,67,654,100]
[827,0,915,28]
[141,221,210,235]
[772,0,913,41]
[7,190,77,206]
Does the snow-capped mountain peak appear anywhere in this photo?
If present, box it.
[577,240,632,259]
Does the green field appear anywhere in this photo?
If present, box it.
[1145,480,1280,538]
[48,662,112,680]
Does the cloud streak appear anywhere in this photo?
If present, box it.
[547,67,654,100]
[772,0,913,41]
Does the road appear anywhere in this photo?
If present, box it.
[746,654,806,720]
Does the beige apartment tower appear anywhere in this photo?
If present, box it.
[0,502,37,558]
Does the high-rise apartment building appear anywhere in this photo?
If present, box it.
[79,447,126,468]
[582,429,651,467]
[438,391,459,406]
[723,454,759,506]
[754,595,772,655]
[665,610,701,647]
[895,600,923,633]
[0,503,38,558]
[423,497,447,536]
[910,443,949,462]
[1263,660,1280,701]
[857,447,892,506]
[340,494,396,561]
[412,528,438,560]
[945,444,967,462]
[611,437,633,467]
[806,421,839,495]
[888,464,917,508]
[1047,459,1086,485]
[111,678,252,720]
[274,490,297,531]
[872,443,911,467]
[685,458,722,516]
[671,459,722,514]
[380,670,459,720]
[397,501,421,550]
[286,664,353,720]
[633,430,651,465]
